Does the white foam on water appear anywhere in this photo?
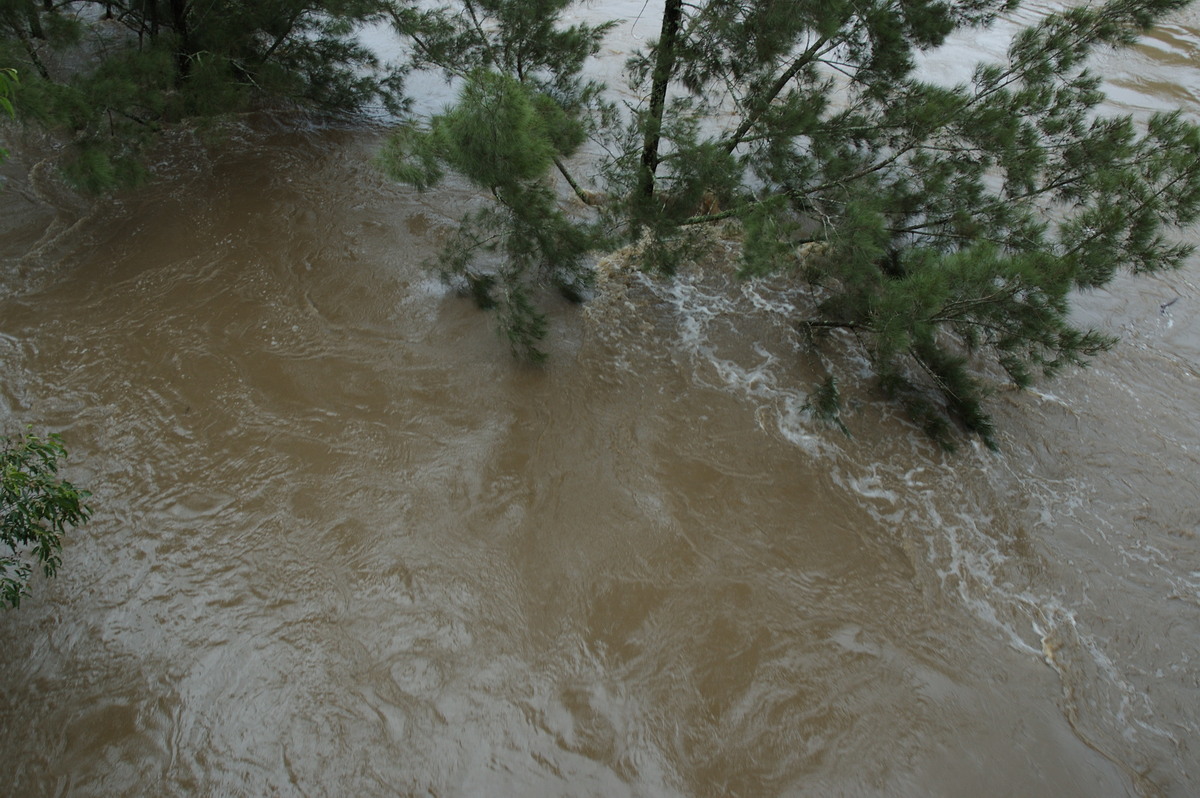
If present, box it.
[625,250,1198,785]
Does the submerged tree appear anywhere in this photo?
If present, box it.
[383,0,1200,447]
[1,433,91,609]
[1,0,402,191]
[630,0,1200,448]
[379,0,613,360]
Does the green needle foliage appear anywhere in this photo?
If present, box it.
[1,0,402,192]
[0,65,14,117]
[1,433,91,609]
[383,0,1200,448]
[380,1,612,360]
[618,0,1200,448]
[0,65,14,162]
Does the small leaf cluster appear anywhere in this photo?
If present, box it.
[1,433,91,609]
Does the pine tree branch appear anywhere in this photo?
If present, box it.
[680,207,740,225]
[883,225,1015,247]
[386,7,469,79]
[803,319,871,332]
[461,0,500,69]
[259,9,306,64]
[936,286,1023,319]
[803,4,1145,202]
[7,21,52,80]
[1063,155,1200,261]
[552,155,591,204]
[721,33,835,154]
[928,316,1017,338]
[909,347,949,394]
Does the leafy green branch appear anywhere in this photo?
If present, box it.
[1,432,92,609]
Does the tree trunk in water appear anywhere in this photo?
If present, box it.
[637,0,683,205]
[168,0,192,77]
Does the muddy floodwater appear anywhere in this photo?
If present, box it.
[2,3,1199,796]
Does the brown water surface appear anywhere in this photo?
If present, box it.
[1,4,1199,796]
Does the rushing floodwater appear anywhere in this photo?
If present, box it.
[1,3,1199,796]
